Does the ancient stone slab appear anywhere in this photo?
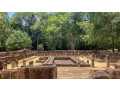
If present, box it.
[16,66,57,79]
[1,69,17,79]
[108,69,120,79]
[0,61,3,70]
[36,60,42,63]
[90,70,110,79]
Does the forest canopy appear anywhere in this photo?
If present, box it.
[0,12,120,52]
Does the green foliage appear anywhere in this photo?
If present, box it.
[37,44,44,50]
[10,12,36,35]
[5,30,32,51]
[78,12,120,50]
[1,12,120,51]
[0,13,8,51]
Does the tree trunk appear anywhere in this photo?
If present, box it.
[118,46,120,52]
[112,36,114,52]
[70,42,75,50]
[37,35,40,51]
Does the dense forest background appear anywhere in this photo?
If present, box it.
[0,12,120,52]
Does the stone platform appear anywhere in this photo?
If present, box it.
[42,56,90,67]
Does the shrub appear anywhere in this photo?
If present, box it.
[5,30,32,51]
[37,44,44,50]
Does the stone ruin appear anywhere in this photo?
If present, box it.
[90,70,110,79]
[0,65,57,79]
[42,56,90,67]
[0,50,34,70]
[1,50,120,79]
[90,68,120,79]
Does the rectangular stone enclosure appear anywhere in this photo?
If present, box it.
[42,56,90,67]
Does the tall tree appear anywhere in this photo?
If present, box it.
[0,12,9,51]
[78,12,120,51]
[10,12,36,36]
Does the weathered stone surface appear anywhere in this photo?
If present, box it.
[0,71,1,79]
[90,70,110,79]
[1,50,120,63]
[29,61,33,66]
[16,66,57,79]
[0,61,3,70]
[108,69,120,79]
[43,56,90,67]
[36,60,42,63]
[71,56,90,67]
[39,57,48,60]
[11,61,15,68]
[23,60,26,66]
[3,63,7,70]
[15,61,18,67]
[91,58,94,68]
[1,69,17,79]
[106,55,110,68]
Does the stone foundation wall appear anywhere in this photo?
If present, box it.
[0,65,57,79]
[0,69,17,79]
[90,68,120,79]
[1,50,120,64]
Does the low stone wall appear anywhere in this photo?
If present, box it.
[0,69,17,79]
[1,50,120,65]
[0,61,3,70]
[0,65,57,79]
[35,50,94,56]
[91,51,120,63]
[0,50,35,69]
[90,70,110,79]
[90,69,120,79]
[0,50,34,58]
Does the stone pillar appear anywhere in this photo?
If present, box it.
[91,58,94,68]
[95,54,97,58]
[87,60,89,64]
[0,61,3,70]
[31,61,33,66]
[29,62,31,66]
[106,55,110,68]
[91,53,94,58]
[15,61,18,67]
[29,61,33,66]
[11,61,15,68]
[23,60,26,66]
[3,63,7,70]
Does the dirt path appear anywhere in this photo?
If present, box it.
[57,67,105,79]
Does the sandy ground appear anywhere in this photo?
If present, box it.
[6,55,114,79]
[57,67,105,79]
[57,56,114,79]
